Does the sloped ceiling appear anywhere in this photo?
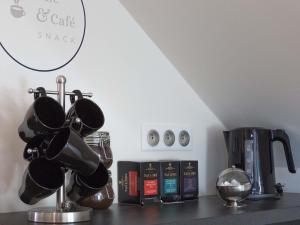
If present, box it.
[120,0,300,166]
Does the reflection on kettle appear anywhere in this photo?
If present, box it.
[224,127,296,200]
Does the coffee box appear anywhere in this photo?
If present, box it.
[118,161,161,205]
[160,161,181,203]
[180,161,199,200]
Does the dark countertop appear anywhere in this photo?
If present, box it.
[1,193,300,225]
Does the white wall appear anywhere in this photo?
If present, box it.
[120,0,300,192]
[0,0,225,212]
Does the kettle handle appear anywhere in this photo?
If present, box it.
[271,129,296,173]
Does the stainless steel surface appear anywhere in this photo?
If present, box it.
[216,166,252,208]
[28,207,92,223]
[56,179,66,211]
[56,75,66,110]
[56,75,66,211]
[28,88,93,98]
[56,75,67,84]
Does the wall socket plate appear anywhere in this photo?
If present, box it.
[142,124,192,151]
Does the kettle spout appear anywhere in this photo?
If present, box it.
[223,131,230,151]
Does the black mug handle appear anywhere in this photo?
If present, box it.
[70,90,83,104]
[23,136,46,161]
[34,87,47,100]
[69,90,84,133]
[271,129,296,173]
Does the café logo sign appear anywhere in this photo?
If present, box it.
[0,0,86,72]
[10,0,26,18]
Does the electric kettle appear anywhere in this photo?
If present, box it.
[223,127,296,199]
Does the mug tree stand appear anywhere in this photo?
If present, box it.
[26,75,93,223]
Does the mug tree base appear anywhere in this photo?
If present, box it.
[28,207,92,223]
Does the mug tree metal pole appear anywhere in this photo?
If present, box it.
[27,75,92,223]
[56,75,66,211]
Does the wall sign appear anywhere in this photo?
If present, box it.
[0,0,86,72]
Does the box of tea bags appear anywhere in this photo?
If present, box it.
[160,161,181,203]
[118,161,161,205]
[180,161,199,200]
[117,161,140,204]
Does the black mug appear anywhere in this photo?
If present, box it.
[77,170,114,209]
[66,90,105,137]
[18,87,66,143]
[67,162,109,202]
[19,158,64,205]
[45,127,101,176]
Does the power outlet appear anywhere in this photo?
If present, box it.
[164,130,175,146]
[142,124,192,151]
[179,130,190,147]
[147,129,160,146]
